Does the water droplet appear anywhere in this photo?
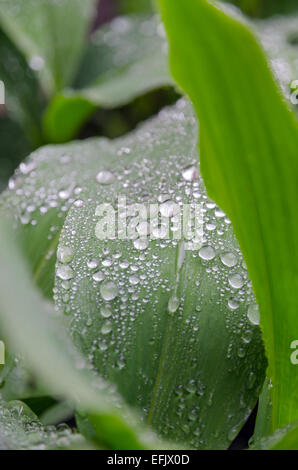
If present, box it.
[199,246,216,260]
[101,306,112,318]
[101,321,112,335]
[56,265,74,281]
[93,271,105,283]
[182,165,199,181]
[87,258,99,270]
[96,171,115,185]
[228,298,240,310]
[168,295,180,313]
[220,252,237,268]
[129,275,140,285]
[247,304,260,325]
[100,281,118,301]
[133,238,149,250]
[29,55,45,71]
[57,246,74,264]
[160,200,179,218]
[228,273,244,289]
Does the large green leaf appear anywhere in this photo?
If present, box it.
[0,0,96,96]
[52,101,265,449]
[0,222,165,449]
[0,400,93,450]
[43,15,172,143]
[0,29,43,145]
[158,0,298,432]
[0,100,266,449]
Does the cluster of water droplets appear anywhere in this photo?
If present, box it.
[0,401,80,450]
[51,99,264,447]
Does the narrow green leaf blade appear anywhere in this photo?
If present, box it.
[158,0,298,431]
[0,221,164,449]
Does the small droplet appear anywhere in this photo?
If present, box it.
[160,200,179,218]
[133,238,149,250]
[101,321,112,335]
[93,271,105,283]
[168,295,180,313]
[101,306,112,318]
[96,171,115,185]
[228,298,239,310]
[87,258,99,270]
[182,165,199,182]
[129,275,140,285]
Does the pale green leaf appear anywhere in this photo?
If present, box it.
[0,100,266,449]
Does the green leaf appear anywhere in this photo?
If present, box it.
[0,0,96,96]
[0,29,43,145]
[52,100,265,449]
[0,100,266,448]
[251,420,298,450]
[0,400,94,450]
[158,0,298,432]
[43,15,172,143]
[0,221,165,449]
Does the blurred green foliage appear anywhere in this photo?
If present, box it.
[118,0,154,15]
[228,0,298,17]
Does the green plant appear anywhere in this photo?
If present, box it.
[0,0,298,450]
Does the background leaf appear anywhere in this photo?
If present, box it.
[0,0,96,96]
[0,117,31,192]
[43,15,172,143]
[158,0,298,432]
[0,29,44,145]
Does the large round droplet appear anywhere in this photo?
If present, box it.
[56,265,74,281]
[57,246,74,264]
[100,281,118,301]
[228,273,244,289]
[220,252,237,268]
[199,246,216,261]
